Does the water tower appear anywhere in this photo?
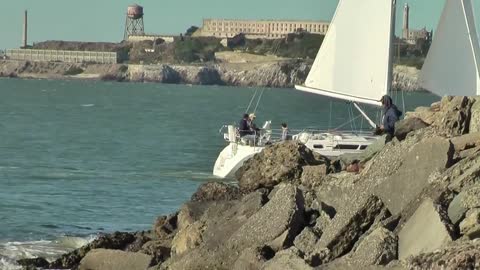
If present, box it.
[124,4,145,40]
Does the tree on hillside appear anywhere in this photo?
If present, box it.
[185,26,199,36]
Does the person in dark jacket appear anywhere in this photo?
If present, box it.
[379,95,402,140]
[239,113,253,137]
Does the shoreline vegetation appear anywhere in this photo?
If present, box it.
[0,34,425,91]
[18,95,480,269]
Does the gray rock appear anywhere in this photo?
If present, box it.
[402,239,480,269]
[469,97,480,133]
[261,247,313,270]
[394,117,429,141]
[432,96,473,136]
[448,184,480,225]
[374,136,453,215]
[450,132,480,152]
[237,141,324,192]
[446,155,480,192]
[190,181,240,202]
[459,208,480,239]
[141,240,171,266]
[153,214,178,239]
[233,246,274,270]
[301,165,328,188]
[227,183,305,252]
[317,195,387,260]
[79,249,152,270]
[346,227,398,266]
[398,198,453,259]
[294,227,320,255]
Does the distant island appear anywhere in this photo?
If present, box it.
[0,32,427,91]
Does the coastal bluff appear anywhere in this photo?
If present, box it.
[0,59,420,91]
[19,95,480,269]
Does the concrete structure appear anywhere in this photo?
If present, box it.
[22,10,28,48]
[196,18,330,39]
[6,49,119,64]
[124,4,145,40]
[402,4,432,45]
[127,34,175,43]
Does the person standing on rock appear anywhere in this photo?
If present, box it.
[379,95,402,141]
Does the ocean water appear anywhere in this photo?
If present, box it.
[0,78,439,269]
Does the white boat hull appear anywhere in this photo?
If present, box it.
[213,143,264,178]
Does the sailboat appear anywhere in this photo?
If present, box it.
[294,0,397,154]
[213,0,397,178]
[419,0,480,96]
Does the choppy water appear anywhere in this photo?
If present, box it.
[0,78,439,269]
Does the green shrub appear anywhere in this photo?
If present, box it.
[63,66,84,76]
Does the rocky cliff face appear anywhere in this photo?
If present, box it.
[0,60,421,91]
[20,96,480,270]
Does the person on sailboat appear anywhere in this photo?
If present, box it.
[281,123,289,141]
[379,95,402,141]
[239,113,253,137]
[248,113,260,134]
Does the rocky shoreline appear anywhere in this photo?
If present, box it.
[0,60,421,91]
[18,95,480,269]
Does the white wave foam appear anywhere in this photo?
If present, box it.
[81,104,95,107]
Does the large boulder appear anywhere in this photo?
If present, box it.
[394,117,429,141]
[398,198,454,259]
[227,184,305,252]
[316,195,388,261]
[190,181,240,202]
[459,209,480,239]
[261,247,313,270]
[170,221,205,255]
[373,136,454,215]
[300,165,328,188]
[237,141,324,192]
[78,249,152,270]
[345,227,398,266]
[448,184,480,225]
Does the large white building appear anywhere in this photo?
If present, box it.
[402,4,432,45]
[195,18,330,39]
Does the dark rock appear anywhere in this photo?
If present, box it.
[141,240,172,266]
[78,249,152,270]
[237,141,325,192]
[191,181,240,202]
[153,214,178,239]
[317,195,387,261]
[394,117,429,141]
[125,232,151,252]
[398,198,454,259]
[48,232,137,269]
[17,257,49,269]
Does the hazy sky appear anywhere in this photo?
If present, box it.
[0,0,479,49]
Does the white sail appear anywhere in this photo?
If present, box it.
[420,0,480,96]
[296,0,396,106]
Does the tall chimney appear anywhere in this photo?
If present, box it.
[22,10,28,48]
[402,4,409,39]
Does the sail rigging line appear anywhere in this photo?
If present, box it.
[245,88,259,113]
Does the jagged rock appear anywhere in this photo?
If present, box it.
[398,198,454,259]
[394,117,429,141]
[294,227,320,256]
[233,246,275,270]
[345,227,398,266]
[469,97,480,133]
[446,154,480,192]
[48,232,137,269]
[300,165,328,188]
[460,209,480,239]
[190,181,240,202]
[17,257,49,269]
[128,64,180,83]
[317,195,387,261]
[141,240,171,266]
[227,184,305,252]
[153,214,178,239]
[261,247,313,270]
[448,184,480,225]
[125,232,151,252]
[403,240,480,269]
[313,211,333,235]
[78,249,152,270]
[171,221,205,255]
[373,136,454,215]
[405,106,437,125]
[450,132,480,152]
[432,96,473,136]
[237,141,324,192]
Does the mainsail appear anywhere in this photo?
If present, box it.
[295,0,396,106]
[420,0,480,96]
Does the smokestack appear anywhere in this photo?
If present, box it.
[403,4,409,39]
[22,10,28,48]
